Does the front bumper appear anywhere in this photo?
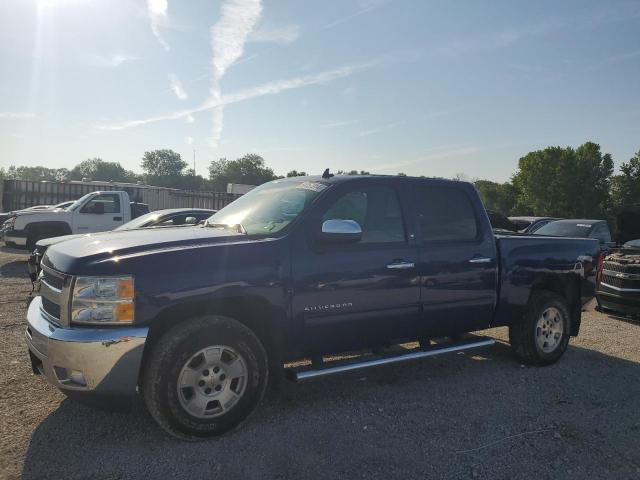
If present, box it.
[4,229,27,246]
[597,288,640,317]
[25,296,148,405]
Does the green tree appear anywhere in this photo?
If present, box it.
[141,149,188,187]
[611,150,640,207]
[5,165,69,181]
[512,141,614,217]
[286,170,307,177]
[69,158,138,183]
[474,180,518,215]
[208,154,276,191]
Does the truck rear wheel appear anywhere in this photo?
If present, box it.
[509,291,570,366]
[142,315,268,440]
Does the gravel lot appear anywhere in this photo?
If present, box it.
[1,247,639,480]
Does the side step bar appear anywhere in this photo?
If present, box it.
[286,337,495,382]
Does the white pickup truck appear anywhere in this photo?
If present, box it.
[3,191,149,250]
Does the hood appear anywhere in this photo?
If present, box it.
[35,233,89,250]
[44,226,244,273]
[15,208,66,217]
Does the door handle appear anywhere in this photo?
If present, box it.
[468,257,492,264]
[387,262,415,270]
[113,216,122,221]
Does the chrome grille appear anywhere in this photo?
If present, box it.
[38,264,70,325]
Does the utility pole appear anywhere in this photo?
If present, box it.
[192,148,196,208]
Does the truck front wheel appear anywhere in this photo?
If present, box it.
[142,315,268,440]
[509,291,571,366]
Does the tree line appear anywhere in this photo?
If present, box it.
[474,141,640,218]
[1,141,638,218]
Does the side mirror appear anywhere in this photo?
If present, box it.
[319,219,362,243]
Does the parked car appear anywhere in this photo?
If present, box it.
[596,239,640,317]
[509,216,559,233]
[534,219,614,250]
[3,191,149,250]
[25,174,599,439]
[28,208,216,280]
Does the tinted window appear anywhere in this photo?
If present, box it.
[534,222,592,238]
[413,185,478,241]
[322,186,405,243]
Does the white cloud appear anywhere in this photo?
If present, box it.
[0,112,37,119]
[147,0,170,52]
[210,0,262,82]
[185,136,193,145]
[89,54,137,68]
[168,73,188,100]
[249,24,301,44]
[209,0,263,146]
[95,60,378,131]
[185,115,195,124]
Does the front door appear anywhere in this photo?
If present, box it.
[73,193,124,233]
[291,180,420,354]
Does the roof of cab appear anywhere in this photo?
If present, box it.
[282,174,469,186]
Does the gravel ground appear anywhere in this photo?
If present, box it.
[1,247,639,480]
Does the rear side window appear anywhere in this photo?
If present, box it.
[589,224,611,243]
[413,185,478,241]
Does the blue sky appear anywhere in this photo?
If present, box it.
[1,0,639,182]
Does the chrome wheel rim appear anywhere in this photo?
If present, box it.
[177,345,248,419]
[535,307,564,353]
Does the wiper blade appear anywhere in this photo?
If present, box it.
[206,222,247,234]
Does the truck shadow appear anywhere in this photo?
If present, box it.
[21,340,640,479]
[0,259,30,279]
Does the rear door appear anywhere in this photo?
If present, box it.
[291,178,421,353]
[72,193,124,233]
[410,181,498,337]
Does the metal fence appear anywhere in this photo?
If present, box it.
[1,180,242,212]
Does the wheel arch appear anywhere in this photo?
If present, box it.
[26,221,72,238]
[139,295,286,386]
[528,273,582,336]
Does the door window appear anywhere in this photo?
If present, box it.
[322,186,405,243]
[81,194,121,214]
[413,185,478,241]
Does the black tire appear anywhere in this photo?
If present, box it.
[142,315,268,440]
[509,291,571,366]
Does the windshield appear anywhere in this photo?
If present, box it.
[624,239,640,248]
[534,222,592,238]
[66,193,93,212]
[114,211,160,231]
[205,179,328,235]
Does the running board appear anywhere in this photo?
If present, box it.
[286,337,495,382]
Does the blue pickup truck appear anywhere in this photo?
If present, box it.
[25,174,600,439]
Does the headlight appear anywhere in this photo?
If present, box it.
[71,276,135,325]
